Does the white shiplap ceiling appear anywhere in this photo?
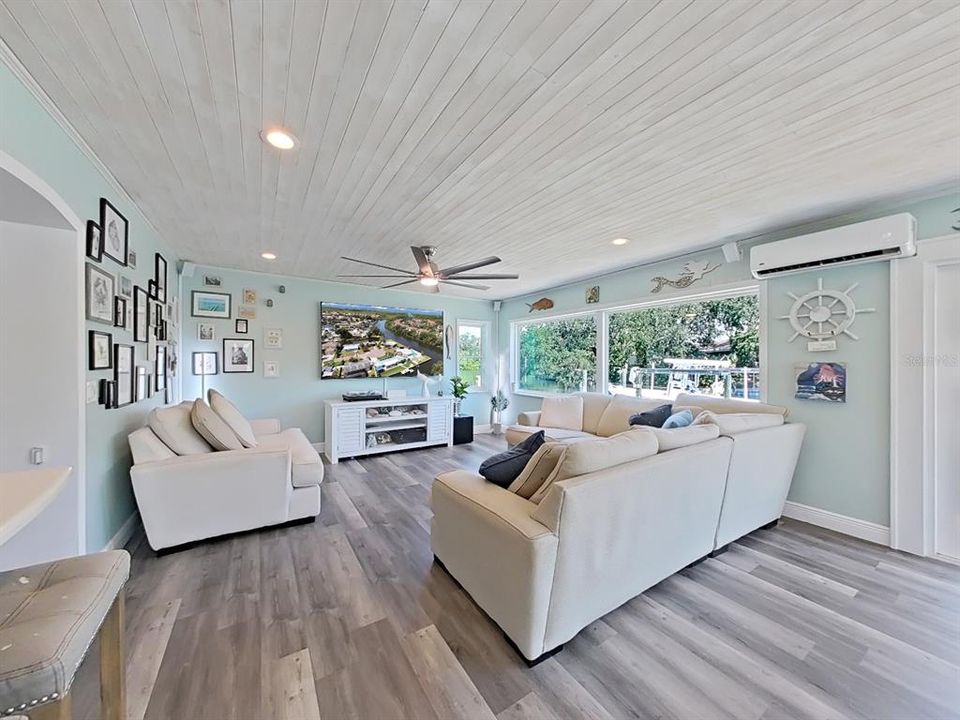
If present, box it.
[2,0,958,298]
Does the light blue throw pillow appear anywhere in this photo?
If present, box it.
[661,409,694,429]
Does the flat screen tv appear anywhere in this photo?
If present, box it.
[320,302,444,379]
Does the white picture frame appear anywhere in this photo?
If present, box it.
[85,263,115,325]
[264,360,280,378]
[264,327,283,349]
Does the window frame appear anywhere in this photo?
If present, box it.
[455,318,492,393]
[510,281,766,400]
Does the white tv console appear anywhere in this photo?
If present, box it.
[323,396,453,464]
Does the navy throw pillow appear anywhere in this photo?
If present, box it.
[479,430,546,488]
[628,404,673,428]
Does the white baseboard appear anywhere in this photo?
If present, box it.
[312,441,325,452]
[104,511,140,551]
[782,501,890,546]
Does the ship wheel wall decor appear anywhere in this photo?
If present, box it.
[777,277,875,352]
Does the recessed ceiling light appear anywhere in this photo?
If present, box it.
[260,128,297,150]
[419,277,439,287]
[612,238,630,246]
[261,252,277,260]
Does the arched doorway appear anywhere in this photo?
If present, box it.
[0,151,85,569]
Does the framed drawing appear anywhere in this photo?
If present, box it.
[155,347,166,391]
[100,197,128,265]
[238,305,256,320]
[235,319,248,334]
[264,360,280,378]
[223,338,254,373]
[192,351,218,375]
[133,286,149,342]
[136,366,148,402]
[197,323,215,341]
[85,220,102,262]
[128,250,137,269]
[119,275,132,298]
[264,328,282,349]
[113,343,134,407]
[192,290,231,319]
[113,296,127,328]
[243,288,257,304]
[85,263,115,325]
[89,330,112,370]
[155,253,168,303]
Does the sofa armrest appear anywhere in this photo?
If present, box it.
[431,471,558,660]
[131,448,292,549]
[250,417,282,436]
[518,411,541,427]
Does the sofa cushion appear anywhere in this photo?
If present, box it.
[576,392,615,434]
[128,427,177,464]
[662,409,694,429]
[208,389,258,447]
[595,395,670,437]
[539,395,583,431]
[504,425,594,446]
[479,431,545,488]
[147,402,213,456]
[692,410,784,435]
[675,393,788,417]
[191,399,244,451]
[645,424,721,451]
[508,443,567,500]
[255,428,324,487]
[628,403,673,428]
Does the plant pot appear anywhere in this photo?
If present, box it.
[491,422,503,435]
[453,399,462,417]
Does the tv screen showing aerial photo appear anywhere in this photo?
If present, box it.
[320,302,444,379]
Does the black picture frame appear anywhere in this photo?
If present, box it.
[151,299,163,327]
[99,379,114,407]
[133,286,149,342]
[191,290,232,318]
[113,344,135,407]
[113,296,127,328]
[156,347,166,391]
[148,279,157,299]
[85,220,102,262]
[88,330,112,370]
[223,338,254,373]
[155,253,167,303]
[236,319,248,334]
[99,197,129,266]
[192,351,219,376]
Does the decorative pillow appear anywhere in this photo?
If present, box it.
[508,443,567,499]
[191,399,244,451]
[693,411,784,435]
[208,389,258,447]
[539,395,584,431]
[479,431,545,488]
[628,404,673,428]
[650,424,720,451]
[662,409,694,429]
[148,401,213,456]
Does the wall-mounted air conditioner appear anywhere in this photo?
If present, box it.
[750,213,917,279]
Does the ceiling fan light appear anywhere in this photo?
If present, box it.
[419,277,439,287]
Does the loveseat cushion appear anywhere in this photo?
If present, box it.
[504,425,594,446]
[191,399,244,451]
[576,392,615,434]
[643,424,721,451]
[208,389,258,448]
[147,402,213,456]
[628,403,673,428]
[692,410,784,435]
[255,428,324,487]
[539,395,583,431]
[595,395,671,437]
[479,431,545,488]
[508,443,567,500]
[128,427,177,464]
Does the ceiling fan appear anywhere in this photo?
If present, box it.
[338,246,519,292]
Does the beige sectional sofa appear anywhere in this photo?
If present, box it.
[432,393,804,663]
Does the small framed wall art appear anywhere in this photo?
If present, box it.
[85,263,115,325]
[155,253,168,303]
[243,288,257,304]
[89,330,112,370]
[264,360,280,378]
[100,197,129,265]
[133,286,149,342]
[113,297,127,328]
[192,351,218,375]
[235,319,248,334]
[264,328,282,349]
[223,338,254,373]
[113,343,135,407]
[86,220,102,262]
[119,275,133,298]
[156,347,166,391]
[136,366,149,401]
[192,290,231,319]
[197,323,215,341]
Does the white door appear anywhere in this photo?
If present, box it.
[891,234,960,559]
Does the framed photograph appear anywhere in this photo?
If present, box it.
[128,250,137,269]
[156,320,167,341]
[114,343,134,407]
[86,220,102,262]
[223,338,254,373]
[155,253,168,303]
[264,360,280,378]
[586,285,600,304]
[264,327,283,349]
[192,290,231,319]
[192,351,218,376]
[136,366,148,402]
[238,305,256,320]
[89,330,112,370]
[98,379,114,407]
[794,362,847,403]
[197,323,215,341]
[100,197,128,266]
[156,347,166,391]
[235,319,248,334]
[85,263,115,325]
[148,279,157,299]
[119,275,132,298]
[151,299,163,327]
[243,288,257,304]
[203,274,222,287]
[133,286,149,342]
[113,296,127,328]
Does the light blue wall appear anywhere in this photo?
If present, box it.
[1,64,180,551]
[498,193,959,527]
[181,266,494,441]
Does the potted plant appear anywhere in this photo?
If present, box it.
[450,377,469,416]
[490,390,510,435]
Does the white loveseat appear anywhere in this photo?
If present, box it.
[432,395,804,662]
[128,398,322,551]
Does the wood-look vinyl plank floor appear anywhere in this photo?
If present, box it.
[68,435,959,720]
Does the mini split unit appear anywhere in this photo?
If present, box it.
[750,213,917,279]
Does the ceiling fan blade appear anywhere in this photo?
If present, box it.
[440,279,490,291]
[381,279,418,289]
[410,246,432,274]
[342,256,416,275]
[439,256,501,276]
[337,274,413,278]
[442,273,519,280]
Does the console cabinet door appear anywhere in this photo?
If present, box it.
[427,402,450,442]
[336,408,364,454]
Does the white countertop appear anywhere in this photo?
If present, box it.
[0,466,71,546]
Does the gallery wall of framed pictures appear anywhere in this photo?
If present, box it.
[85,195,179,409]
